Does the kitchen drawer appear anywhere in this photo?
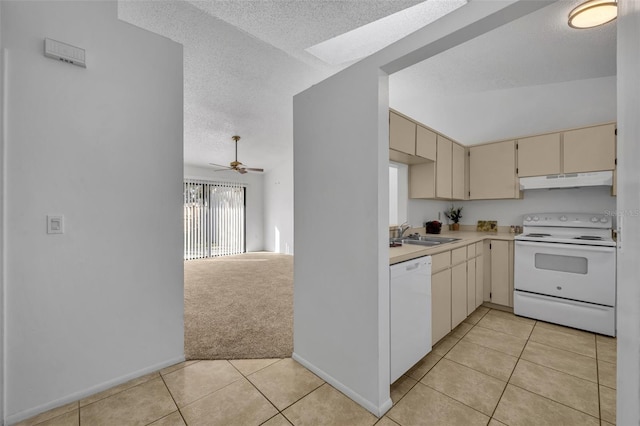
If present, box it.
[451,247,467,265]
[432,251,451,273]
[467,243,476,258]
[476,242,483,256]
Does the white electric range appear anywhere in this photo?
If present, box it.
[514,213,616,336]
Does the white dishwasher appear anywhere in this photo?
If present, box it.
[390,255,432,383]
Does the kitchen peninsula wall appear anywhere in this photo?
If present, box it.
[408,186,616,228]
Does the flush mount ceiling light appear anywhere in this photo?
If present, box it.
[568,0,617,29]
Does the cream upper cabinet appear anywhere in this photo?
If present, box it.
[517,133,561,177]
[389,111,416,156]
[436,136,453,199]
[409,163,435,199]
[469,140,518,200]
[452,143,465,200]
[416,126,437,161]
[563,123,616,173]
[489,240,513,307]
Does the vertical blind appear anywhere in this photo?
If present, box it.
[183,179,246,260]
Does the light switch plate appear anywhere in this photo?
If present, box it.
[47,215,64,234]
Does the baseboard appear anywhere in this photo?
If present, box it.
[481,302,513,313]
[6,355,185,426]
[292,352,392,418]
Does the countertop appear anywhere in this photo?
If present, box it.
[390,230,516,265]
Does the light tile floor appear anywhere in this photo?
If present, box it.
[17,307,617,426]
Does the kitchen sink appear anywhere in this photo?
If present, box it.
[390,235,461,247]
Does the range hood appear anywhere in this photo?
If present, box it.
[519,171,613,190]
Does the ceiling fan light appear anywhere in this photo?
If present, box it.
[568,0,617,29]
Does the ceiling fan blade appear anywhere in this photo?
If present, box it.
[244,167,264,172]
[209,163,232,169]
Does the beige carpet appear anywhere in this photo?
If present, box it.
[184,252,293,360]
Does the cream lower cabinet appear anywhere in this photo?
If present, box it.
[489,240,514,307]
[432,268,452,343]
[467,241,484,315]
[430,243,488,344]
[466,258,476,316]
[451,263,467,329]
[475,242,484,309]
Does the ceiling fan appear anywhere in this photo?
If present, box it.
[209,135,264,174]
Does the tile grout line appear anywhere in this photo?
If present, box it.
[416,381,493,420]
[487,312,536,422]
[158,372,188,426]
[227,360,285,424]
[229,358,326,422]
[595,335,602,422]
[391,313,474,408]
[506,382,601,421]
[277,382,326,416]
[492,318,604,423]
[401,309,496,421]
[517,355,598,385]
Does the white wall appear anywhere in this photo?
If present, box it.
[407,199,452,229]
[457,187,616,227]
[184,165,264,252]
[390,73,616,146]
[2,1,184,423]
[0,1,4,421]
[294,65,388,415]
[616,1,640,424]
[293,0,553,416]
[263,144,294,254]
[407,188,616,230]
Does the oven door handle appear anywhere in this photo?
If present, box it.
[515,240,616,253]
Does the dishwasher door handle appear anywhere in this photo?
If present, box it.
[405,262,421,271]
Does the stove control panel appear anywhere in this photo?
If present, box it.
[522,213,612,228]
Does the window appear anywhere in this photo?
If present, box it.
[389,162,408,226]
[183,180,246,259]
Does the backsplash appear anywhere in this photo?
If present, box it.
[407,186,616,228]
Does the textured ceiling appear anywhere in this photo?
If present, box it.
[389,0,617,144]
[119,0,617,171]
[186,0,426,70]
[391,0,616,96]
[119,0,430,172]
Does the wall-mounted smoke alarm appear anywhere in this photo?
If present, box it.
[44,38,86,68]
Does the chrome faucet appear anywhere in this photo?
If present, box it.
[399,222,411,238]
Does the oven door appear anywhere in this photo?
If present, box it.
[515,241,616,306]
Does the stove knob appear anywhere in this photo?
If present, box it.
[591,216,599,223]
[525,216,532,222]
[600,217,608,223]
[560,215,568,222]
[533,216,539,222]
